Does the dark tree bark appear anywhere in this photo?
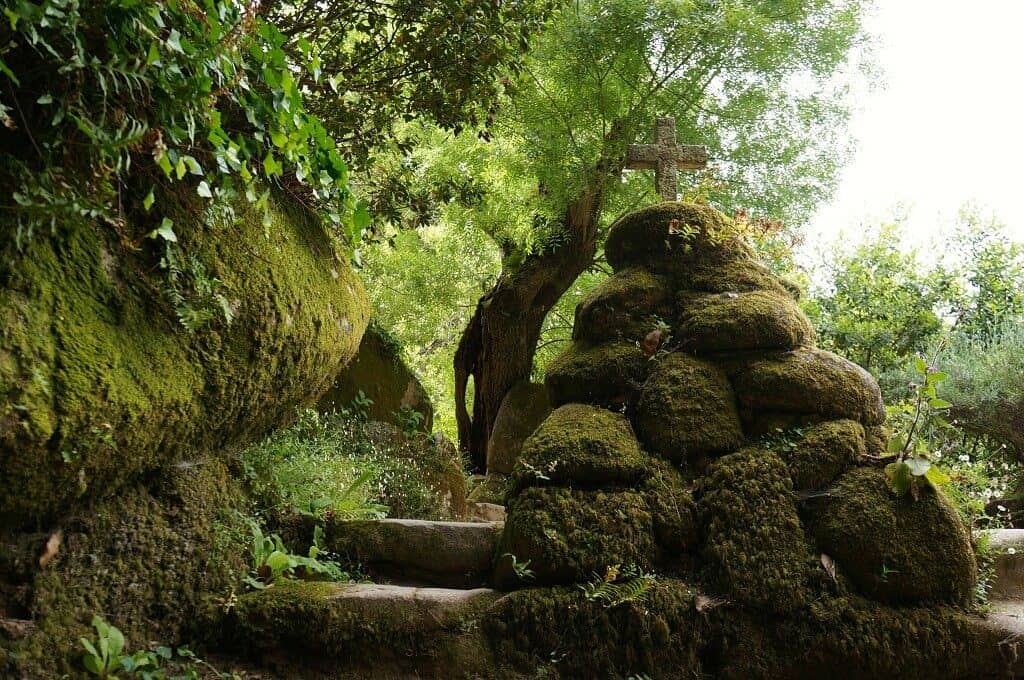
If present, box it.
[455,122,631,471]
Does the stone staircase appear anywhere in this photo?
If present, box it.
[233,522,1024,678]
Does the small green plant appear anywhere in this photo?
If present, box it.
[760,426,805,454]
[504,553,535,581]
[884,354,954,499]
[80,616,235,678]
[879,562,899,584]
[393,406,425,436]
[244,518,350,590]
[80,615,124,678]
[518,459,558,482]
[348,391,374,421]
[579,564,657,608]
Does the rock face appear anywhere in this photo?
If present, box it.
[486,202,987,678]
[317,323,433,432]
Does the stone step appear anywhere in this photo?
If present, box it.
[327,518,503,588]
[983,529,1024,599]
[235,581,499,677]
[467,501,506,523]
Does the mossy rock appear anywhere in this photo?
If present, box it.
[494,487,656,588]
[317,322,432,432]
[738,408,822,439]
[641,459,699,561]
[512,404,650,493]
[604,202,752,277]
[1,457,248,677]
[573,268,673,343]
[731,348,886,426]
[685,258,800,300]
[484,579,702,678]
[467,473,513,506]
[0,198,369,528]
[676,290,814,353]
[486,382,551,475]
[544,340,648,409]
[697,448,813,613]
[808,467,976,606]
[633,352,743,463]
[770,419,865,491]
[865,424,891,456]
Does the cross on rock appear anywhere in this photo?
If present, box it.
[625,117,707,202]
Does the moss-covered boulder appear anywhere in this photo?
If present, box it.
[641,459,699,561]
[770,419,865,491]
[316,323,432,432]
[512,404,650,492]
[544,340,648,409]
[697,448,813,613]
[731,348,886,426]
[467,473,513,506]
[808,467,976,606]
[0,200,369,528]
[1,457,248,677]
[486,382,551,475]
[865,424,891,456]
[573,268,673,343]
[494,487,656,588]
[684,258,801,300]
[633,353,743,463]
[604,203,751,276]
[676,290,814,353]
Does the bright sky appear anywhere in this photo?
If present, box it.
[806,1,1024,252]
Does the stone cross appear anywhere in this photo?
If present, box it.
[625,117,707,202]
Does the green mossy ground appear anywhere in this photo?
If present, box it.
[770,419,865,491]
[633,352,743,463]
[807,467,977,606]
[572,268,673,343]
[544,340,648,409]
[512,404,651,492]
[676,290,814,353]
[494,487,657,589]
[697,448,813,614]
[0,199,370,528]
[1,457,249,678]
[731,348,886,426]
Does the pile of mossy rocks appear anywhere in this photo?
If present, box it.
[485,203,1003,679]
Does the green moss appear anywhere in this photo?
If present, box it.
[676,290,814,353]
[686,259,798,299]
[697,448,813,613]
[573,268,673,343]
[633,352,743,464]
[2,457,249,678]
[604,202,752,276]
[770,419,865,491]
[732,348,886,426]
[807,467,977,606]
[0,198,369,528]
[864,424,891,455]
[484,579,702,678]
[494,487,657,588]
[486,381,551,475]
[640,459,699,563]
[317,322,433,432]
[544,340,648,409]
[512,404,650,492]
[467,474,513,506]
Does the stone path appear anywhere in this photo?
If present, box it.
[983,529,1024,636]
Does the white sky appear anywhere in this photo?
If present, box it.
[806,0,1024,252]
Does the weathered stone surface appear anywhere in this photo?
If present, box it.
[731,348,886,425]
[544,340,648,409]
[513,404,650,492]
[317,323,432,432]
[772,419,865,491]
[494,487,656,588]
[0,200,369,528]
[985,529,1024,600]
[486,382,551,475]
[676,290,814,353]
[573,268,673,343]
[633,353,743,463]
[324,518,503,588]
[808,467,976,606]
[697,448,812,613]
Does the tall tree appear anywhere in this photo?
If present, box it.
[449,0,870,469]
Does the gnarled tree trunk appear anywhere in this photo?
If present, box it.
[455,123,630,470]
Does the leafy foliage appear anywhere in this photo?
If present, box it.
[1,0,358,244]
[579,564,657,608]
[243,519,350,590]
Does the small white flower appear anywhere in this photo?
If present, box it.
[999,505,1009,513]
[1009,548,1017,556]
[958,454,970,463]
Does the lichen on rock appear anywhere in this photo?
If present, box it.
[544,340,648,409]
[807,467,977,606]
[676,289,814,353]
[512,403,651,492]
[633,352,743,463]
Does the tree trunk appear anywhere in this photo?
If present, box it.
[455,123,630,471]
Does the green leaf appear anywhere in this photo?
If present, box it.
[352,202,371,231]
[914,356,927,374]
[37,94,53,105]
[905,454,931,477]
[197,181,213,198]
[156,151,173,177]
[928,398,952,409]
[143,188,155,211]
[166,29,183,53]
[149,218,177,242]
[885,462,913,495]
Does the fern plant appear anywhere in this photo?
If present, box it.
[579,564,657,608]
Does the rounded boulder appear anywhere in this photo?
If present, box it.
[545,341,648,409]
[573,268,673,343]
[486,382,552,475]
[676,290,814,354]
